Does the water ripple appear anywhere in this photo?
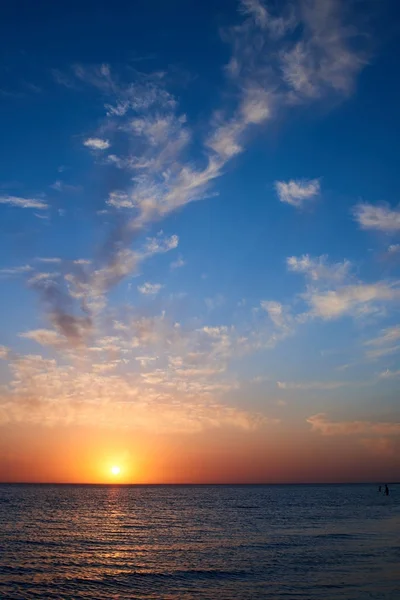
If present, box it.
[1,484,399,599]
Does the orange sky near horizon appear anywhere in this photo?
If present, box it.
[1,422,399,484]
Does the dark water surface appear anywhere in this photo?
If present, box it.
[1,484,399,599]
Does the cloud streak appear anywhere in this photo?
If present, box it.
[0,196,48,209]
[364,325,400,360]
[307,413,400,437]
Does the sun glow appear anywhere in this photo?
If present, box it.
[111,465,121,476]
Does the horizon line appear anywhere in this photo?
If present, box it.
[1,481,398,486]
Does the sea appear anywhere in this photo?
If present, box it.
[0,483,399,599]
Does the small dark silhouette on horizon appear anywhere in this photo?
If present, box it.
[378,485,382,492]
[384,484,389,496]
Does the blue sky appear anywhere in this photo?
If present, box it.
[1,0,400,481]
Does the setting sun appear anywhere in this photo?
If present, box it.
[110,466,121,476]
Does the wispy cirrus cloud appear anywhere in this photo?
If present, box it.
[364,325,400,360]
[278,380,351,391]
[36,257,62,264]
[231,0,367,102]
[60,232,178,321]
[170,256,186,270]
[275,179,320,208]
[0,1,379,442]
[67,0,366,243]
[365,325,400,347]
[280,0,367,101]
[260,301,294,335]
[51,68,77,89]
[0,195,48,209]
[50,180,82,193]
[37,0,369,342]
[0,265,32,277]
[307,413,400,437]
[239,0,295,35]
[366,345,400,360]
[353,203,400,232]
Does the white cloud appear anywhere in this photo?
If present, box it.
[0,344,267,433]
[230,0,367,107]
[280,0,367,100]
[285,254,400,325]
[107,191,134,209]
[275,178,320,208]
[15,2,372,364]
[143,233,179,255]
[353,203,400,232]
[19,329,63,349]
[130,114,187,146]
[74,0,367,236]
[388,244,400,254]
[206,88,271,163]
[0,195,48,209]
[260,301,293,332]
[83,137,110,150]
[305,282,400,320]
[138,282,164,295]
[287,254,351,283]
[100,84,271,228]
[27,272,56,285]
[240,86,271,124]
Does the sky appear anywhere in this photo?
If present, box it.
[1,0,400,484]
